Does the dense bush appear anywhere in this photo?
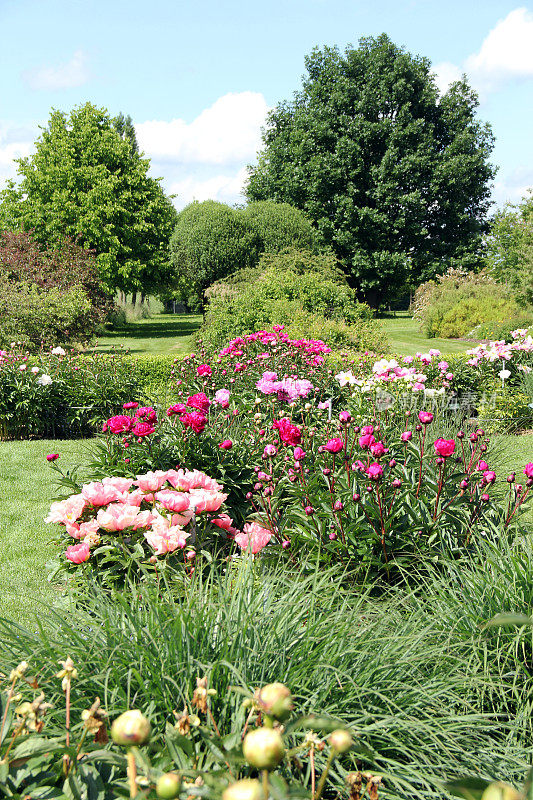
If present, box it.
[0,231,113,350]
[486,192,533,306]
[0,347,141,439]
[412,268,528,339]
[241,200,319,253]
[200,250,385,351]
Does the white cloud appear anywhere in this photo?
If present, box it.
[492,166,533,206]
[434,7,533,95]
[0,123,36,186]
[136,92,269,166]
[169,167,249,209]
[22,49,89,91]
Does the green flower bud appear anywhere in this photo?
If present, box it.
[111,710,151,747]
[156,773,182,799]
[329,729,353,753]
[223,779,262,800]
[481,783,521,800]
[243,728,285,771]
[256,683,293,721]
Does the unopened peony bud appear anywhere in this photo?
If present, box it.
[111,710,151,746]
[156,773,182,799]
[329,729,353,753]
[481,782,521,800]
[242,727,285,770]
[256,683,293,720]
[223,779,262,800]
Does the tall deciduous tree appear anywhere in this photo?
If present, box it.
[486,192,533,307]
[246,35,496,307]
[0,103,177,295]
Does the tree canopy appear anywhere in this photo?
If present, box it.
[486,192,533,307]
[246,34,496,307]
[0,102,177,295]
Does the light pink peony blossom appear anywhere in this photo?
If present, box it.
[188,489,228,513]
[96,504,155,532]
[45,495,87,525]
[66,519,100,540]
[145,527,191,555]
[155,490,190,513]
[102,476,134,493]
[234,522,272,554]
[65,542,91,563]
[135,471,169,492]
[81,482,123,506]
[213,388,230,407]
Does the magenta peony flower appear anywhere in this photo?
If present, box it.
[483,470,496,484]
[180,411,206,434]
[361,425,374,435]
[219,439,233,450]
[65,542,91,564]
[293,446,306,460]
[339,411,352,423]
[123,402,139,410]
[105,415,133,434]
[46,453,59,462]
[325,438,344,453]
[524,463,533,478]
[418,411,434,424]
[433,438,456,457]
[134,406,157,423]
[370,441,386,457]
[273,418,302,446]
[366,463,384,481]
[167,403,186,416]
[358,433,376,449]
[131,421,156,437]
[197,364,212,376]
[477,460,489,471]
[264,444,278,457]
[401,431,412,442]
[186,393,211,413]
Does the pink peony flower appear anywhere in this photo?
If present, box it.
[370,441,386,457]
[367,463,384,481]
[219,439,233,450]
[324,438,344,453]
[273,418,302,446]
[105,415,133,434]
[123,402,139,410]
[524,463,533,478]
[293,446,306,460]
[81,482,123,506]
[433,438,456,457]
[180,411,206,434]
[65,542,91,563]
[65,519,100,540]
[186,393,211,413]
[234,522,273,554]
[145,527,190,555]
[213,388,230,407]
[361,425,374,435]
[102,476,134,493]
[197,364,212,376]
[135,406,157,423]
[46,453,59,461]
[166,469,222,492]
[167,403,186,416]
[264,444,278,457]
[476,461,489,472]
[45,494,87,525]
[188,489,228,513]
[483,470,496,484]
[358,433,376,449]
[155,490,190,513]
[135,470,169,492]
[418,411,434,424]
[401,431,412,442]
[131,421,156,437]
[96,504,155,532]
[211,513,235,531]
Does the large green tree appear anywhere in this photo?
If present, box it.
[246,35,496,306]
[0,102,177,295]
[486,192,533,306]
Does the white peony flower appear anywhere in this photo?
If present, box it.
[51,346,66,356]
[37,374,53,386]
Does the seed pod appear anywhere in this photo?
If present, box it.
[255,683,293,721]
[111,710,151,746]
[329,729,353,753]
[223,779,262,800]
[243,727,285,770]
[156,773,182,799]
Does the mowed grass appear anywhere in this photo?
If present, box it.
[379,312,477,355]
[0,438,92,625]
[96,313,202,356]
[0,433,531,626]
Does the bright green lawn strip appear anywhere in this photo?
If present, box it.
[0,439,90,625]
[95,313,202,356]
[378,312,476,355]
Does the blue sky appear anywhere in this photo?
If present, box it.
[1,0,532,209]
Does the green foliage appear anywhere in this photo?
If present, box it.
[246,35,495,306]
[0,349,141,439]
[477,387,533,433]
[170,201,261,310]
[201,249,384,350]
[0,282,94,351]
[413,268,525,338]
[0,102,177,295]
[241,200,319,253]
[486,192,533,306]
[122,354,181,395]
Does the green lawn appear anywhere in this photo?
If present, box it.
[96,312,202,355]
[379,312,477,355]
[0,438,92,625]
[1,433,531,626]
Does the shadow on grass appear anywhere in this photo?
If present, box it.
[103,314,201,341]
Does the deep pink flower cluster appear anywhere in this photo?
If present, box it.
[103,406,158,438]
[273,417,302,446]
